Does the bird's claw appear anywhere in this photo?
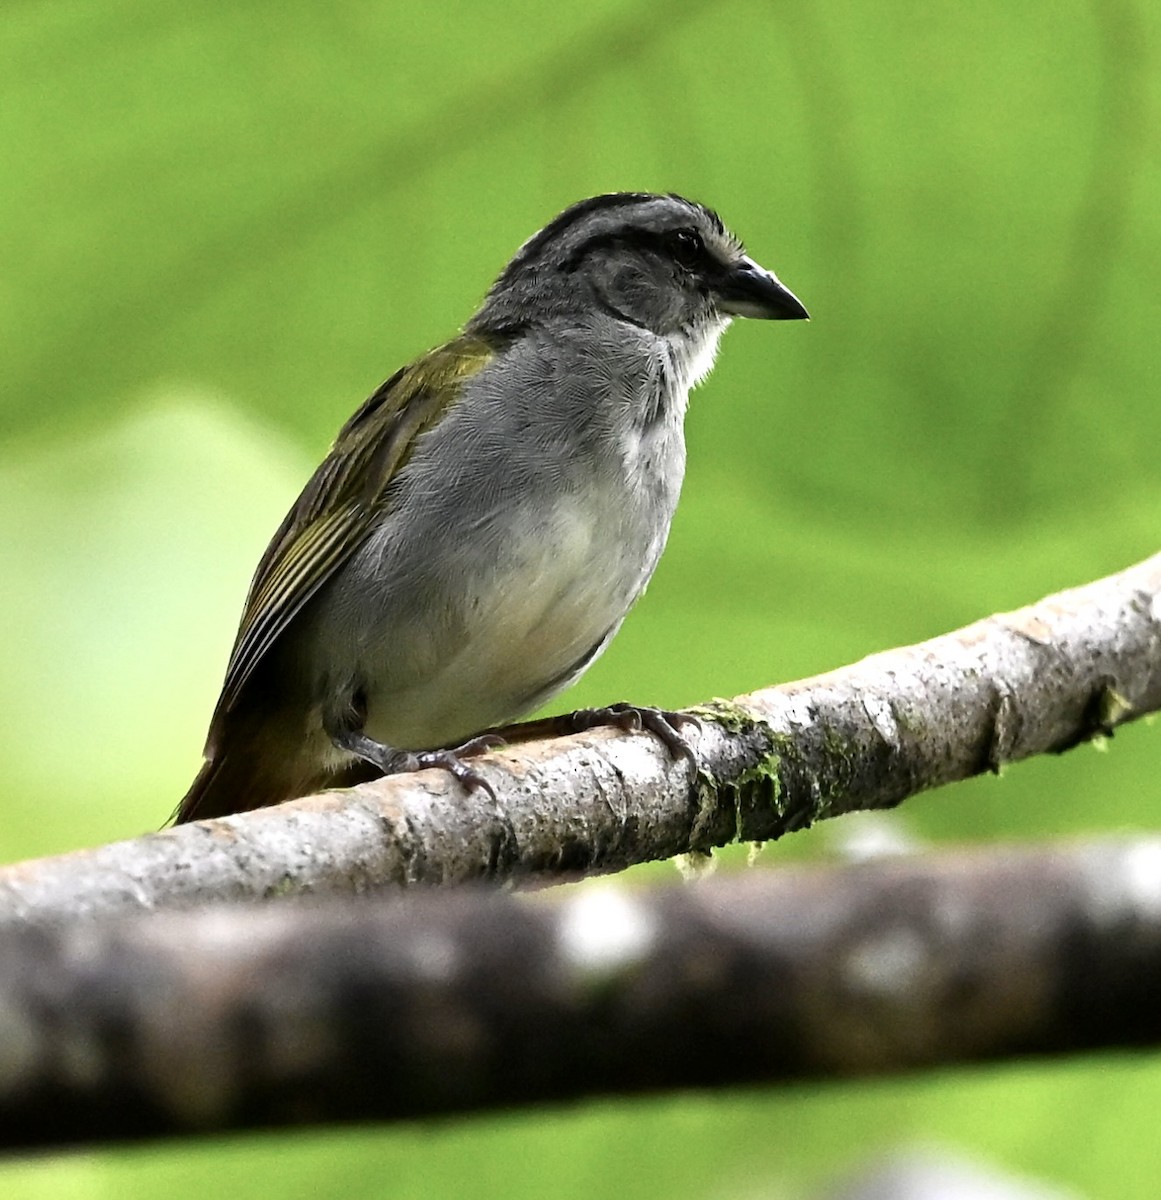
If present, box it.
[568,703,701,770]
[401,747,498,800]
[388,732,504,799]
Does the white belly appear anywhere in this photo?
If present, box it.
[361,493,662,748]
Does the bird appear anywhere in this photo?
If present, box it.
[175,192,808,823]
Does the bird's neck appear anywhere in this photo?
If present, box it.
[664,314,730,394]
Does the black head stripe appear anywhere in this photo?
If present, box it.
[508,193,658,272]
[485,193,735,307]
[491,195,656,292]
[561,226,700,274]
[668,193,726,238]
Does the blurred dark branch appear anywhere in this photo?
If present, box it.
[0,552,1158,925]
[4,836,1161,1150]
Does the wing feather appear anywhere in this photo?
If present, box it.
[208,335,495,727]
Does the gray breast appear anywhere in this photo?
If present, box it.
[306,317,697,748]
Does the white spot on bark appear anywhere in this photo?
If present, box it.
[830,811,920,863]
[405,932,458,981]
[844,929,928,998]
[558,888,657,976]
[861,692,900,748]
[1109,841,1161,920]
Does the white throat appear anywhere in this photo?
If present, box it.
[667,314,730,393]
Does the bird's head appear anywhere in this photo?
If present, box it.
[471,192,808,341]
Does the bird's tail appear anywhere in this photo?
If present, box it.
[172,747,296,824]
[172,707,354,824]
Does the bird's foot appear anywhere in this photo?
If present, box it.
[334,727,505,799]
[563,703,702,771]
[392,733,506,800]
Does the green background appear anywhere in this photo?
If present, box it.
[2,0,1159,1194]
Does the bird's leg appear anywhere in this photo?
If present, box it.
[325,692,502,799]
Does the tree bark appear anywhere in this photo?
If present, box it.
[0,552,1158,925]
[3,836,1161,1150]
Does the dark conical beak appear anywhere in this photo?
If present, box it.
[716,256,809,321]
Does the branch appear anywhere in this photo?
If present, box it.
[1,553,1159,924]
[4,836,1161,1150]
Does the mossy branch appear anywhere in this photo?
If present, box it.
[0,552,1158,925]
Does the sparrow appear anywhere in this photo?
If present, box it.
[176,192,807,822]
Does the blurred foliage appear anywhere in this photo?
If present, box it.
[2,0,1160,1195]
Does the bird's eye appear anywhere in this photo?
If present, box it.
[670,228,704,268]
